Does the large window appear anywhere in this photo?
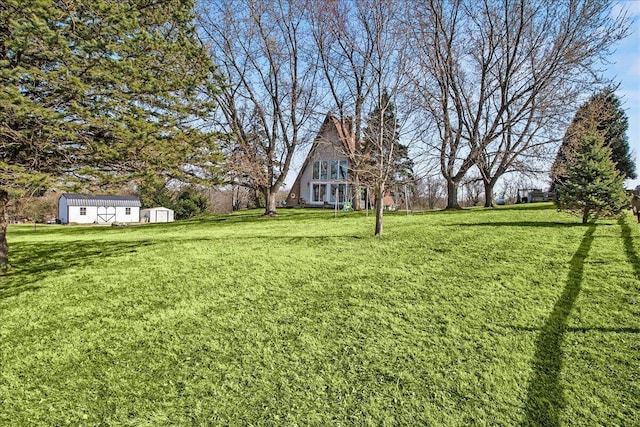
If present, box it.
[311,159,348,204]
[312,183,327,202]
[312,161,328,180]
[330,160,348,179]
[314,160,346,180]
[328,184,348,203]
[311,183,349,203]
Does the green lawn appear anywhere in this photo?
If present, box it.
[1,204,638,426]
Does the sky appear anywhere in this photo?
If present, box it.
[286,2,640,191]
[611,0,640,189]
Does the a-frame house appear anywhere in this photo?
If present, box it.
[285,112,356,208]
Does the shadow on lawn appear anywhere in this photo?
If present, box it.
[0,239,152,300]
[522,224,596,427]
[504,325,640,334]
[618,217,640,280]
[450,221,584,228]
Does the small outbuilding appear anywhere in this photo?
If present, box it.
[140,207,174,223]
[58,194,141,224]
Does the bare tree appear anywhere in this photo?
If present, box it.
[356,2,410,235]
[199,0,318,216]
[364,90,405,236]
[461,176,484,207]
[497,173,538,204]
[408,0,628,209]
[415,174,446,210]
[308,0,380,211]
[309,0,411,235]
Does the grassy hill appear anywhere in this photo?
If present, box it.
[1,204,638,426]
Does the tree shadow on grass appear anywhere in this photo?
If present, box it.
[493,203,557,211]
[522,224,596,427]
[618,217,640,280]
[0,239,153,300]
[449,221,584,228]
[503,325,640,334]
[427,203,556,214]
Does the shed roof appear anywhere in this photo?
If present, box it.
[141,207,173,212]
[61,193,141,207]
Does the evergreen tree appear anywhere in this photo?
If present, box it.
[174,186,210,220]
[362,90,413,235]
[363,91,414,189]
[551,88,635,190]
[557,129,628,224]
[0,0,223,270]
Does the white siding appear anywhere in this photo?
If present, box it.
[140,207,174,223]
[114,206,139,223]
[59,194,141,224]
[66,206,140,224]
[68,206,98,224]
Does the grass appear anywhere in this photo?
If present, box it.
[1,204,638,426]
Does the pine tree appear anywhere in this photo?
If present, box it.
[363,91,413,188]
[557,129,628,224]
[551,88,635,191]
[0,0,223,270]
[362,90,413,235]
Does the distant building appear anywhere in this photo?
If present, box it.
[58,194,141,224]
[516,188,554,203]
[140,207,174,223]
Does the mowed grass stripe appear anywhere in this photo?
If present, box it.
[1,204,638,425]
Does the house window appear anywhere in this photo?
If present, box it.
[338,160,347,179]
[312,161,328,180]
[312,183,327,203]
[125,207,131,215]
[330,161,339,179]
[329,184,348,203]
[319,160,347,180]
[311,159,348,203]
[80,207,87,215]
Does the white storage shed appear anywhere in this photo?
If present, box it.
[58,194,141,225]
[140,207,174,223]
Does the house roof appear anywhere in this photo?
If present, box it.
[327,113,355,155]
[296,112,353,176]
[61,193,141,207]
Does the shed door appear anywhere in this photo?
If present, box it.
[97,206,116,223]
[156,210,168,222]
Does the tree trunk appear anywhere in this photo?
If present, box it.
[352,175,363,211]
[483,180,495,208]
[0,189,9,272]
[264,189,277,216]
[582,208,589,224]
[374,185,384,236]
[445,178,462,210]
